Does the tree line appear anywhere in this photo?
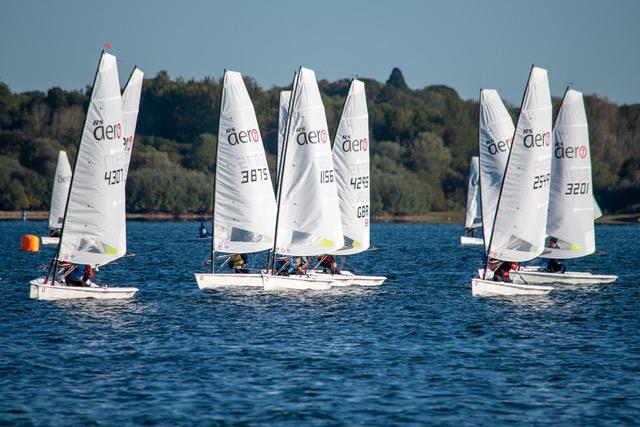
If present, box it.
[1,68,639,215]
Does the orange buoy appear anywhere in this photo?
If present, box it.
[21,234,40,252]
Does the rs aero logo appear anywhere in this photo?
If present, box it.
[93,120,122,141]
[485,137,512,155]
[523,129,551,148]
[555,144,588,159]
[341,135,368,152]
[226,127,260,145]
[296,127,328,145]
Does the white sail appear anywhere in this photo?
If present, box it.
[213,70,277,253]
[58,52,126,266]
[464,156,482,229]
[276,90,291,185]
[542,89,595,259]
[592,196,603,220]
[488,66,552,262]
[478,89,514,249]
[117,67,144,256]
[275,67,344,255]
[48,151,72,232]
[121,67,144,182]
[333,79,370,254]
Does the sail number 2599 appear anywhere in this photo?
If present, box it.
[104,168,123,186]
[532,173,550,190]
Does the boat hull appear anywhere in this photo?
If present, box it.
[194,273,263,289]
[29,278,138,300]
[511,270,618,285]
[471,277,553,297]
[306,271,353,287]
[460,236,483,245]
[307,270,386,287]
[261,274,333,291]
[41,236,60,245]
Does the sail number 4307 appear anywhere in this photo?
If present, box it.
[104,168,123,185]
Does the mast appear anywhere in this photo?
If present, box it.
[478,89,487,255]
[269,68,302,272]
[482,64,534,280]
[47,51,104,284]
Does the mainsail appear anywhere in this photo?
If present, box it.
[464,156,482,230]
[121,67,144,182]
[275,67,344,255]
[488,66,552,262]
[48,151,72,233]
[542,89,596,259]
[213,70,277,253]
[478,89,514,249]
[118,67,144,255]
[276,90,291,186]
[58,52,126,266]
[333,79,370,254]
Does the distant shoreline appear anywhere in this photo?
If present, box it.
[2,210,639,224]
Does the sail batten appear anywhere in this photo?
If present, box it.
[213,70,276,254]
[487,66,553,262]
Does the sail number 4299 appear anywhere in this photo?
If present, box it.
[104,168,123,185]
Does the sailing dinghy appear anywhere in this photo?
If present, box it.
[194,70,277,289]
[460,156,483,245]
[509,89,617,286]
[307,79,385,286]
[472,66,554,297]
[41,151,72,245]
[263,67,345,290]
[30,52,139,300]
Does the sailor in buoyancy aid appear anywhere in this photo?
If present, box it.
[199,222,208,238]
[492,261,519,283]
[229,254,249,274]
[65,264,96,287]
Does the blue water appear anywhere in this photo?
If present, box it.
[1,221,639,425]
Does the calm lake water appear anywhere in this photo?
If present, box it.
[1,221,639,425]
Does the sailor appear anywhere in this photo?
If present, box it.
[546,237,565,273]
[199,222,208,238]
[275,256,292,276]
[229,254,249,274]
[318,255,339,274]
[293,256,309,275]
[491,260,518,283]
[65,264,95,287]
[464,227,475,238]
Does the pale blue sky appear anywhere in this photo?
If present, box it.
[1,0,638,105]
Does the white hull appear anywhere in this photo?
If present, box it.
[41,236,60,245]
[511,270,618,286]
[307,270,387,287]
[194,273,263,289]
[471,278,553,297]
[261,274,334,291]
[460,236,483,245]
[29,278,138,300]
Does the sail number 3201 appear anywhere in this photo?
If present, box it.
[104,168,123,185]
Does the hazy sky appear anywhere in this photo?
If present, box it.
[1,0,638,105]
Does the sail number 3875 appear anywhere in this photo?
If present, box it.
[240,168,269,184]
